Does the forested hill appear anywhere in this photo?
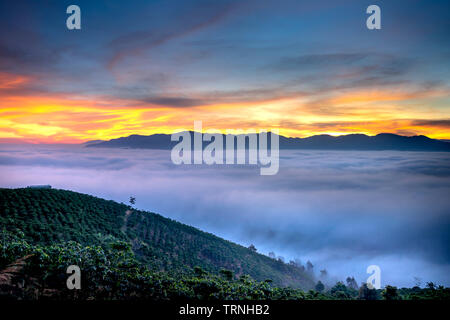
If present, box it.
[0,188,314,289]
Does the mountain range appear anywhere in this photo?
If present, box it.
[86,132,450,151]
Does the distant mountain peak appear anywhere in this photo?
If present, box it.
[85,132,450,151]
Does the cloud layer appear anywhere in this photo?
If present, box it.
[1,144,449,287]
[0,0,449,142]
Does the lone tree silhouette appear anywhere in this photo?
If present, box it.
[129,196,136,206]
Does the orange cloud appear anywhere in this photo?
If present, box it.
[0,72,30,89]
[0,75,449,143]
[331,88,447,105]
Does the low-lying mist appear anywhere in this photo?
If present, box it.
[1,144,449,287]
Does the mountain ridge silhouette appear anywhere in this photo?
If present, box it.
[86,132,450,151]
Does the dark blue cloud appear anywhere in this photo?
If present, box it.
[0,0,448,104]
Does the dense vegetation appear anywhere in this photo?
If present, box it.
[1,230,448,300]
[0,188,313,288]
[0,188,448,300]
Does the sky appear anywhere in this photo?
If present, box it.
[0,0,449,143]
[1,146,449,287]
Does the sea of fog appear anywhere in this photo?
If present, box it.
[1,144,449,287]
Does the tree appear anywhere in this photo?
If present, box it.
[426,282,436,290]
[358,283,379,300]
[268,252,276,259]
[382,285,399,300]
[239,274,251,284]
[248,244,257,252]
[129,196,136,206]
[194,266,206,277]
[315,281,325,293]
[330,282,346,294]
[346,276,358,290]
[219,269,233,281]
[330,282,352,299]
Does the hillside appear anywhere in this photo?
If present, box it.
[0,188,314,289]
[86,132,450,151]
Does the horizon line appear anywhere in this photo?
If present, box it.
[1,131,449,145]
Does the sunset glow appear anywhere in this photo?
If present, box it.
[0,1,449,143]
[1,81,448,143]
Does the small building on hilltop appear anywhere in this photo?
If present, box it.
[26,185,52,189]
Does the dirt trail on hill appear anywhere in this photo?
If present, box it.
[121,209,132,233]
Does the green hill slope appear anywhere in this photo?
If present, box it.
[0,188,314,289]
